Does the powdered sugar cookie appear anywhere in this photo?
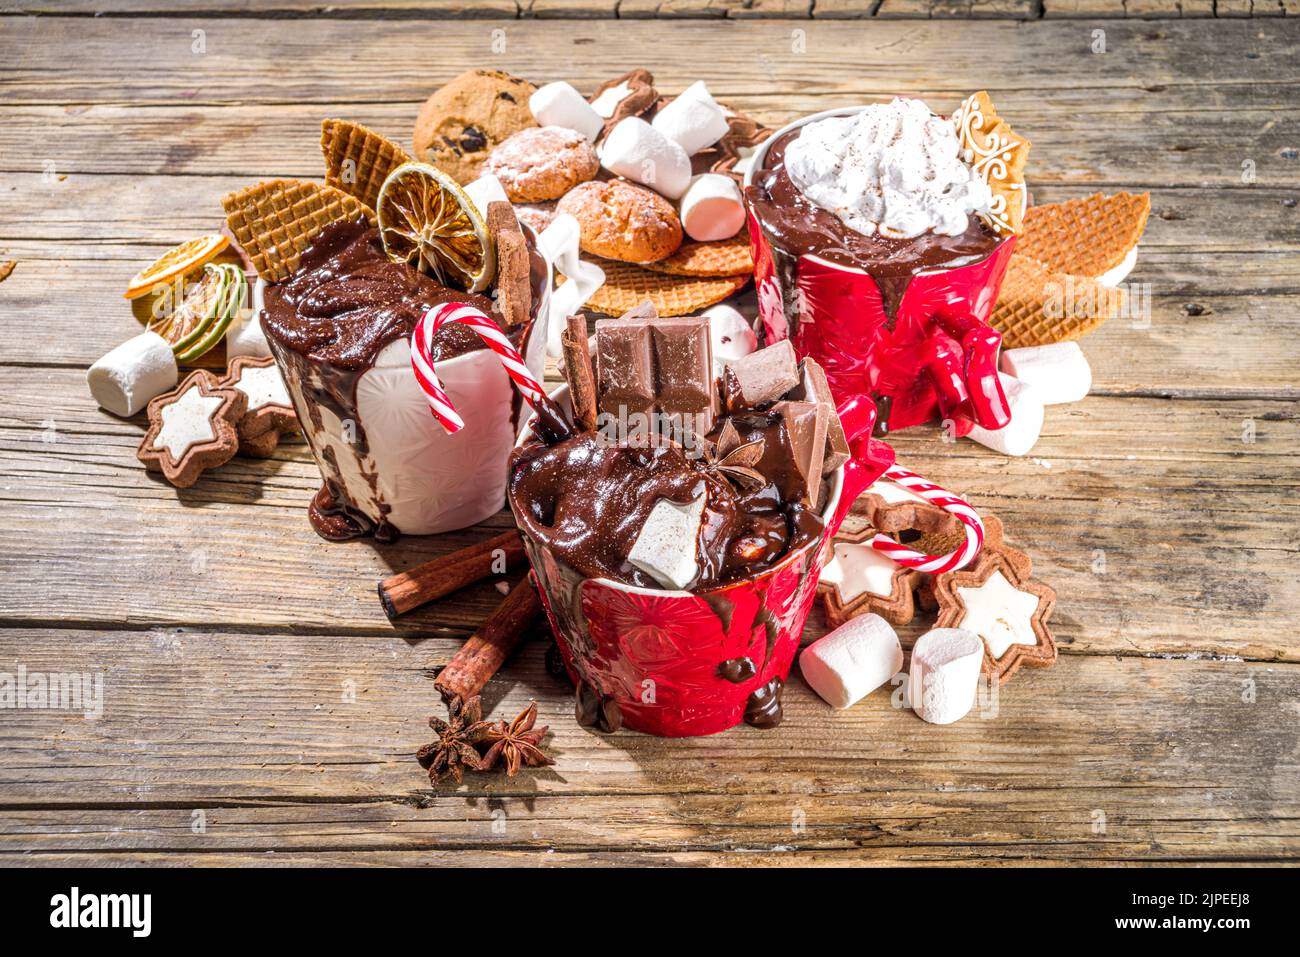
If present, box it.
[487,126,598,202]
[556,179,682,264]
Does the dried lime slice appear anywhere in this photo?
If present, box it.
[175,265,246,364]
[377,161,494,293]
[149,263,228,355]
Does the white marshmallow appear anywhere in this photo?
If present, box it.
[464,173,512,218]
[679,173,746,242]
[1000,341,1092,406]
[226,276,272,360]
[628,494,705,591]
[965,373,1044,457]
[800,614,904,710]
[530,81,604,142]
[702,304,757,370]
[1097,246,1137,287]
[651,80,731,157]
[590,80,632,119]
[599,117,692,201]
[87,331,178,418]
[908,627,984,725]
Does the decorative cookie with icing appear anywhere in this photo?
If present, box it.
[932,547,1057,683]
[952,91,1031,236]
[136,370,246,487]
[218,355,298,456]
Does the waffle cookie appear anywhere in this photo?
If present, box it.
[992,254,1125,349]
[642,233,753,278]
[1017,192,1151,280]
[223,179,375,283]
[320,119,412,212]
[566,258,749,317]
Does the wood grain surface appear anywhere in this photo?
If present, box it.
[0,12,1296,866]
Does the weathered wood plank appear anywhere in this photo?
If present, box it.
[0,629,1294,862]
[3,18,1298,106]
[5,87,1296,187]
[0,369,1296,661]
[876,0,1037,18]
[1044,0,1216,16]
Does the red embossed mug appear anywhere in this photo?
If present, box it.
[743,106,1016,436]
[510,387,894,737]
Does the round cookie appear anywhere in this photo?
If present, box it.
[514,200,557,235]
[556,179,683,264]
[413,70,537,186]
[487,127,599,203]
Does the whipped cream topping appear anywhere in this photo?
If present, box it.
[784,97,992,240]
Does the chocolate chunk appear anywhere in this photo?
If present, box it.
[789,357,850,477]
[594,313,715,438]
[723,339,799,409]
[487,201,531,329]
[772,399,830,509]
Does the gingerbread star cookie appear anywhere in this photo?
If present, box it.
[819,522,921,627]
[952,91,1031,236]
[932,547,1057,684]
[217,356,298,458]
[137,370,246,487]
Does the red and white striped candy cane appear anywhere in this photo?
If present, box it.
[870,465,985,574]
[410,301,546,434]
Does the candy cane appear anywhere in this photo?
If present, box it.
[869,466,985,574]
[410,302,546,434]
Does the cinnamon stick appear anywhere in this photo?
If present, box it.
[434,575,544,709]
[378,529,525,620]
[561,313,599,432]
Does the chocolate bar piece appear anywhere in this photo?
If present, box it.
[723,339,799,409]
[790,357,850,476]
[772,399,829,510]
[487,202,530,329]
[594,313,715,438]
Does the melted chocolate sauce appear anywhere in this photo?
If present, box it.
[745,128,1002,320]
[261,217,541,544]
[507,408,824,592]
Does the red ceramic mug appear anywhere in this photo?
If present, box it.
[509,386,895,737]
[743,106,1017,436]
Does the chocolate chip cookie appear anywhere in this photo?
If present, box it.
[412,70,537,186]
[487,127,599,203]
[556,179,683,264]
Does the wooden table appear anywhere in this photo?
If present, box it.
[1,4,1297,867]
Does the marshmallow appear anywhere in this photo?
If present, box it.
[651,81,731,157]
[702,304,757,370]
[1000,341,1092,406]
[965,373,1043,457]
[226,276,272,360]
[599,117,692,201]
[785,98,991,239]
[800,614,904,710]
[628,494,705,591]
[464,173,512,218]
[679,173,746,242]
[908,627,984,725]
[530,81,604,142]
[87,331,179,418]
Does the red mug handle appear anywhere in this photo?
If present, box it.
[829,393,895,535]
[932,310,1011,431]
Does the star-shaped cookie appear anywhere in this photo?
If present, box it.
[137,370,246,488]
[932,548,1057,683]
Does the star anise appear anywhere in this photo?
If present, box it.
[702,420,767,492]
[416,695,492,784]
[478,701,556,777]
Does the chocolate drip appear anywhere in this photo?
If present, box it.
[575,681,622,733]
[717,657,758,684]
[745,129,1001,322]
[744,676,784,729]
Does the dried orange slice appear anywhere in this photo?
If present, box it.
[377,162,493,293]
[149,264,229,355]
[124,234,229,300]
